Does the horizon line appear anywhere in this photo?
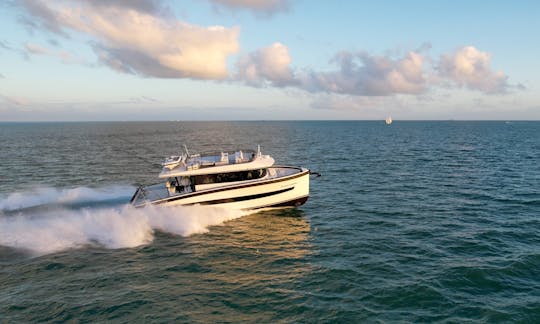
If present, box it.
[1,119,539,123]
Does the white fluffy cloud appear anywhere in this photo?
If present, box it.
[301,51,427,96]
[16,1,516,97]
[438,46,509,94]
[236,44,428,95]
[19,0,240,79]
[236,42,296,86]
[236,44,517,98]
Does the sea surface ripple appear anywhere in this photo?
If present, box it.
[1,121,539,322]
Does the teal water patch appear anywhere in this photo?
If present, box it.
[1,121,539,322]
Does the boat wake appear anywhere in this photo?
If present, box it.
[0,185,134,212]
[0,185,249,256]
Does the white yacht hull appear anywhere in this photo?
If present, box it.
[132,167,310,210]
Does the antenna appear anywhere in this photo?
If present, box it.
[183,144,191,157]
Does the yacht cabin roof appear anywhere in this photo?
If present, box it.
[158,149,275,178]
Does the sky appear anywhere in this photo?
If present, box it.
[0,0,539,121]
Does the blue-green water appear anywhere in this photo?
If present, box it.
[1,121,539,322]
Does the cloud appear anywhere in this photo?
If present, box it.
[17,0,240,79]
[24,42,83,64]
[0,40,12,51]
[0,94,29,106]
[236,44,427,95]
[236,43,519,101]
[438,46,510,94]
[78,0,168,15]
[25,42,49,55]
[14,1,518,98]
[128,96,159,104]
[236,42,296,86]
[18,0,70,36]
[19,0,168,34]
[48,38,59,46]
[300,51,427,96]
[208,0,291,15]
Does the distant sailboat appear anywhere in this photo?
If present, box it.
[385,116,392,125]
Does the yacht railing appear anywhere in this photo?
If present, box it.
[198,150,255,164]
[267,166,303,179]
[130,183,170,206]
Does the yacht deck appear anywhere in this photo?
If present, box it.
[131,166,303,207]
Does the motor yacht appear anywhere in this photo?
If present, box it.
[130,146,311,210]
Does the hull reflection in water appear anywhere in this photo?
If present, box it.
[140,209,313,322]
[187,209,312,283]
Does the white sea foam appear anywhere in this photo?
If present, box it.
[0,186,249,255]
[0,185,134,211]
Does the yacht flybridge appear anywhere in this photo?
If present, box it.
[130,146,311,210]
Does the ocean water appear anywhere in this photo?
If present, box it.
[1,121,539,322]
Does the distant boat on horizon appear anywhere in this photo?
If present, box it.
[385,116,393,125]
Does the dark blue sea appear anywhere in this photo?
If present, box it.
[1,121,539,322]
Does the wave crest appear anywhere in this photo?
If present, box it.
[0,186,248,255]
